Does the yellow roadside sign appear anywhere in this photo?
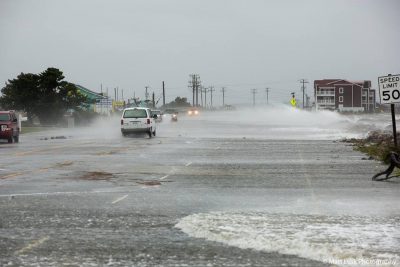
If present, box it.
[290,97,297,107]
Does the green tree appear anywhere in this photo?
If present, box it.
[162,97,191,109]
[0,72,40,122]
[0,67,87,124]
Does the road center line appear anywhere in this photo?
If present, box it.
[111,194,128,204]
[15,236,49,255]
[185,162,192,167]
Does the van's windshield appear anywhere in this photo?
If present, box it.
[123,109,147,118]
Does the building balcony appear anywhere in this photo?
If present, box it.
[317,100,335,105]
[316,91,335,96]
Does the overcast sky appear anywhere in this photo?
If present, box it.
[1,0,399,106]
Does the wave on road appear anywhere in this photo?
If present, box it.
[176,212,400,266]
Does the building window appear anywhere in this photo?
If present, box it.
[339,87,344,94]
[339,96,343,103]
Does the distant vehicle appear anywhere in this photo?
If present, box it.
[171,112,178,122]
[151,110,163,122]
[187,108,199,116]
[0,110,19,143]
[121,107,157,138]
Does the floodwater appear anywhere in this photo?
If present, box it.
[0,106,399,266]
[62,104,391,141]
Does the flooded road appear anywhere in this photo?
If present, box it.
[0,108,399,266]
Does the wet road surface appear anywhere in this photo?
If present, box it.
[0,111,399,266]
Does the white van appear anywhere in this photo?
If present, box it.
[121,107,157,138]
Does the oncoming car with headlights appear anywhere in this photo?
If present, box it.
[121,107,157,138]
[187,108,199,116]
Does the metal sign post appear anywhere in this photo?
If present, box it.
[378,73,400,148]
[372,73,400,180]
[391,103,398,148]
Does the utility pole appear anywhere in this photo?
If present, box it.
[162,81,165,106]
[204,87,208,109]
[209,86,215,109]
[195,76,199,107]
[145,86,150,101]
[188,74,201,107]
[200,86,204,107]
[221,87,226,107]
[251,89,257,107]
[265,87,270,105]
[299,79,309,109]
[192,76,195,107]
[122,89,124,100]
[152,92,155,108]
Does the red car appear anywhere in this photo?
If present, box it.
[0,111,19,143]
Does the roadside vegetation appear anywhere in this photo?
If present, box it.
[343,130,399,164]
[0,67,88,125]
[161,97,191,109]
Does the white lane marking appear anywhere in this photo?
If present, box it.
[15,236,49,255]
[160,174,170,180]
[111,194,128,204]
[0,189,134,198]
[185,162,192,167]
[215,147,221,150]
[0,168,7,171]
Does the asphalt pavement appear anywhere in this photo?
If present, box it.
[0,110,399,266]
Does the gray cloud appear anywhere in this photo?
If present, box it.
[1,0,399,105]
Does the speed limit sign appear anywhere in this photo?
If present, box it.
[378,74,400,104]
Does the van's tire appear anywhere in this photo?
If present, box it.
[14,135,19,143]
[8,130,13,143]
[148,129,152,138]
[153,129,156,136]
